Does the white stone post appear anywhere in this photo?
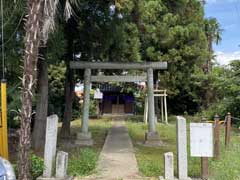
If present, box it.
[56,151,69,179]
[43,115,58,178]
[176,116,188,180]
[164,152,174,180]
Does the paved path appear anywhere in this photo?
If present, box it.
[86,119,141,180]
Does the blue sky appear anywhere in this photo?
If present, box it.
[205,0,240,64]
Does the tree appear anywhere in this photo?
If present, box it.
[204,17,222,73]
[32,0,77,148]
[19,0,75,177]
[18,0,45,178]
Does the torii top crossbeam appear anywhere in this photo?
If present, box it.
[70,61,167,70]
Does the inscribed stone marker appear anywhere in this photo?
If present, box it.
[43,115,58,178]
[176,116,188,180]
[164,152,174,180]
[56,151,68,178]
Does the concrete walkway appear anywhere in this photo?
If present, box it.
[89,119,140,180]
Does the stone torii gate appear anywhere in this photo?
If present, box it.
[70,61,168,146]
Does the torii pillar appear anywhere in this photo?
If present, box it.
[75,68,93,146]
[145,68,162,146]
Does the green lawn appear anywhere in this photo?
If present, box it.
[126,116,240,180]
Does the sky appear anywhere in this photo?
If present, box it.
[205,0,240,65]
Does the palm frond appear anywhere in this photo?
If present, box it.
[64,0,74,21]
[42,0,59,44]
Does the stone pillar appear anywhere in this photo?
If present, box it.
[176,116,188,180]
[82,68,91,133]
[145,68,161,146]
[56,151,72,179]
[75,68,93,146]
[164,152,174,180]
[43,115,58,177]
[37,115,58,179]
[147,68,155,132]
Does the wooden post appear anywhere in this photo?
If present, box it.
[201,157,208,180]
[144,95,148,124]
[214,115,220,160]
[201,117,208,180]
[161,96,164,123]
[225,112,231,147]
[164,91,168,124]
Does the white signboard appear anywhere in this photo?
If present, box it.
[190,123,213,157]
[94,88,103,99]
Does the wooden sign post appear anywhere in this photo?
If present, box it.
[214,115,220,160]
[225,112,231,147]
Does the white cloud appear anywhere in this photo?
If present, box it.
[215,51,240,65]
[205,0,236,4]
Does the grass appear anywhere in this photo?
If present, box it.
[208,127,240,180]
[25,115,240,179]
[59,117,113,177]
[126,116,240,180]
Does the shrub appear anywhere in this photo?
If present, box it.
[30,154,44,179]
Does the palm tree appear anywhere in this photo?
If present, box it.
[204,17,222,73]
[18,0,77,179]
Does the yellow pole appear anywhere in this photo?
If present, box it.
[1,79,8,159]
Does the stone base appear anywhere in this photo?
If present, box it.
[159,176,192,180]
[144,132,163,147]
[37,176,73,180]
[75,132,93,146]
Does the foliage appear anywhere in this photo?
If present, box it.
[202,60,240,120]
[48,61,66,117]
[14,153,44,180]
[30,154,44,180]
[68,148,98,176]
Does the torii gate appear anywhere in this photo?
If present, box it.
[70,61,168,146]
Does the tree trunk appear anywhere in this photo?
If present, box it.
[32,52,48,151]
[60,66,74,137]
[18,0,44,179]
[60,19,75,137]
